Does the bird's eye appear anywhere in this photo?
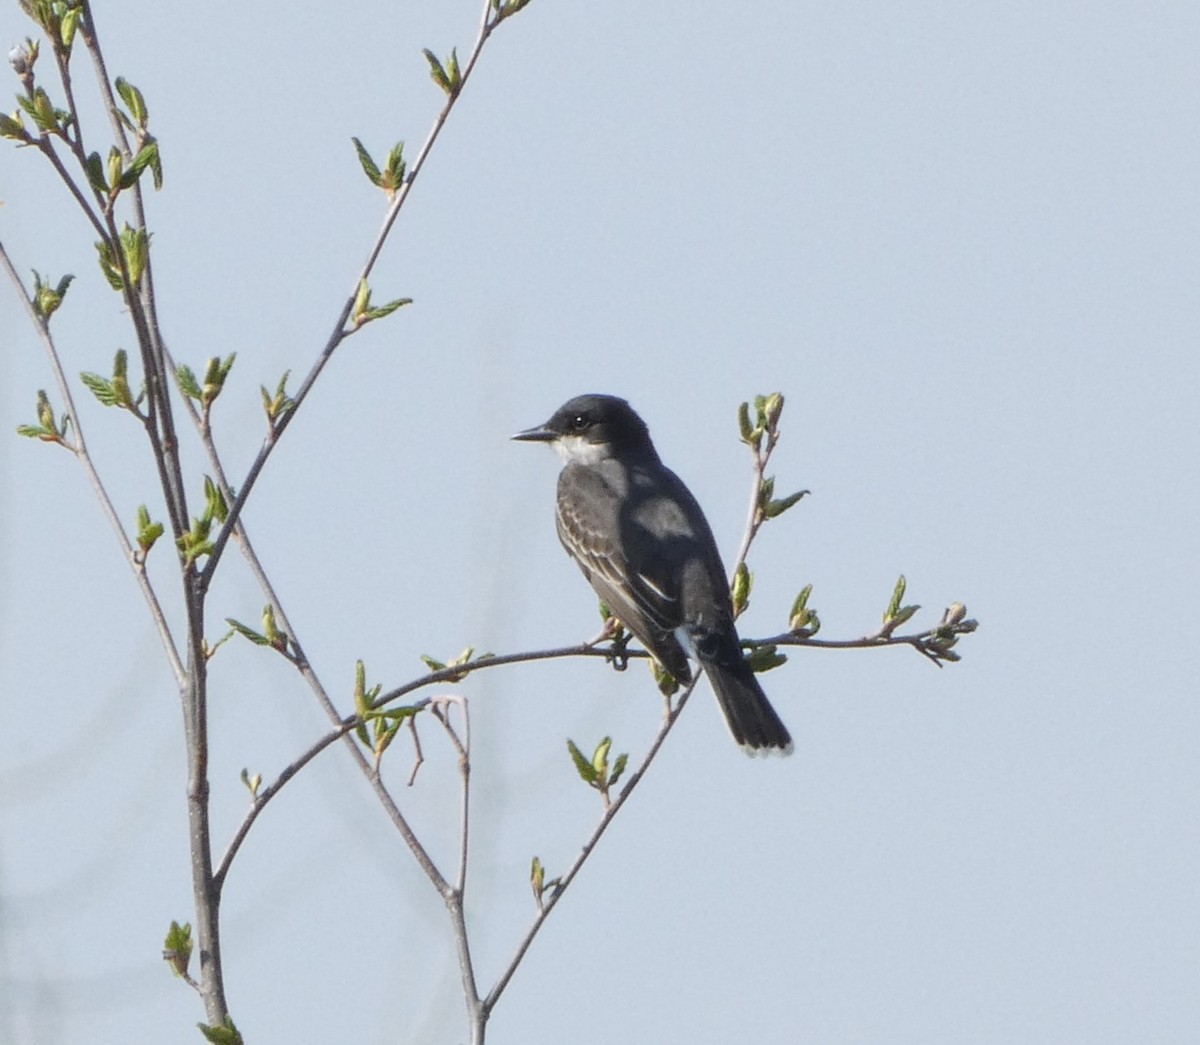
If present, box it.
[570,414,590,431]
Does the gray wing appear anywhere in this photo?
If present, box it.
[555,465,692,681]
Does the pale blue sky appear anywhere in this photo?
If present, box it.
[2,2,1198,1042]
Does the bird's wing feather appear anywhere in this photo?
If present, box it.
[555,468,678,634]
[555,465,690,679]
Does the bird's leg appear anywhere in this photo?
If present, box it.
[585,615,632,671]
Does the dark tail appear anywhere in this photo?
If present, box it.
[702,653,793,756]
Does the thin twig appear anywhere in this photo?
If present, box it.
[200,2,503,586]
[428,697,472,894]
[213,642,619,884]
[0,238,186,686]
[732,424,781,577]
[79,3,179,510]
[485,676,699,1013]
[431,696,484,1032]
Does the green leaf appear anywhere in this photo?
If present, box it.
[260,603,286,652]
[200,353,236,406]
[650,658,679,696]
[351,137,382,187]
[261,370,294,424]
[175,364,202,401]
[59,5,81,49]
[240,768,262,798]
[363,297,412,322]
[746,644,787,673]
[380,705,420,725]
[352,277,370,318]
[17,87,59,133]
[423,48,450,93]
[146,137,164,189]
[381,141,406,194]
[110,349,137,409]
[609,752,628,789]
[197,1018,242,1045]
[420,654,446,672]
[119,140,160,189]
[80,370,119,405]
[84,150,108,193]
[135,504,164,554]
[567,739,598,785]
[118,224,150,287]
[162,920,193,978]
[385,143,406,178]
[225,618,269,647]
[496,0,535,19]
[353,660,371,717]
[352,661,387,745]
[373,716,403,759]
[423,47,461,96]
[762,391,784,429]
[736,400,755,445]
[591,736,612,777]
[0,110,28,140]
[115,76,149,127]
[790,585,812,616]
[731,562,751,616]
[94,238,124,290]
[763,488,809,519]
[789,584,818,632]
[31,270,73,318]
[757,474,776,510]
[886,575,907,622]
[16,389,69,444]
[351,277,412,327]
[106,145,124,194]
[176,521,210,565]
[202,475,228,525]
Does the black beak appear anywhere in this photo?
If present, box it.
[511,424,556,443]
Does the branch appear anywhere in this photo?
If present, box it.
[200,0,507,586]
[485,674,698,1013]
[767,613,980,668]
[428,698,484,1033]
[0,238,186,686]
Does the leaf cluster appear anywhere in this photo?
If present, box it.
[566,735,628,809]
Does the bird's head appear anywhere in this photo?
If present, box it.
[512,394,657,465]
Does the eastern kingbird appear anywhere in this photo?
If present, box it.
[513,394,793,756]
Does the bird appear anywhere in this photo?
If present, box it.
[513,394,792,756]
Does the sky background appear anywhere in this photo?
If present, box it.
[2,1,1198,1042]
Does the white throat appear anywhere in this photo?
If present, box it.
[553,434,610,466]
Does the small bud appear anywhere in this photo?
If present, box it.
[240,768,261,798]
[731,562,752,615]
[9,44,31,75]
[942,602,967,626]
[746,644,787,673]
[764,392,784,429]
